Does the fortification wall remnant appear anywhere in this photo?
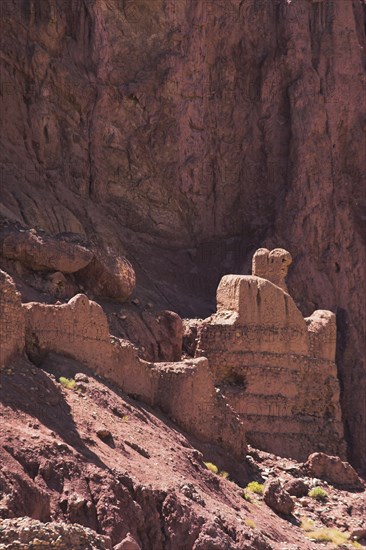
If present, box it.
[22,293,246,459]
[252,248,292,293]
[195,249,346,461]
[0,269,25,366]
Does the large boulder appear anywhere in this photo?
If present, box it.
[283,478,309,498]
[76,249,136,302]
[113,533,141,550]
[305,453,363,489]
[0,228,93,273]
[263,480,294,515]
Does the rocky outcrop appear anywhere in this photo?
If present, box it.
[22,294,246,459]
[0,517,111,549]
[195,250,345,461]
[108,307,183,363]
[0,269,25,367]
[283,479,309,498]
[0,226,136,302]
[263,480,294,516]
[0,227,93,273]
[305,452,363,489]
[114,533,140,550]
[75,249,136,303]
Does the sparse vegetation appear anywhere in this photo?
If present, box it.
[242,491,253,502]
[242,481,265,502]
[300,517,316,532]
[204,462,230,479]
[59,376,76,390]
[305,527,353,547]
[244,518,256,529]
[246,481,265,495]
[204,462,218,474]
[308,486,328,501]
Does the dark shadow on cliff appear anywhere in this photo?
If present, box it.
[335,308,353,463]
[126,233,261,318]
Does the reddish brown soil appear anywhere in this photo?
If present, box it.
[0,355,364,549]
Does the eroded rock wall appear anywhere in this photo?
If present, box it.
[0,0,365,468]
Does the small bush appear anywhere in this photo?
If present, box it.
[246,481,264,495]
[306,528,349,546]
[308,487,328,501]
[204,462,230,479]
[300,517,316,532]
[244,518,256,529]
[242,491,253,502]
[59,376,76,390]
[204,462,218,474]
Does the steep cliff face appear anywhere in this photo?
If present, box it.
[0,0,365,468]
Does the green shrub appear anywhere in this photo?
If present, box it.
[308,487,328,501]
[204,462,218,474]
[242,491,253,502]
[305,528,349,546]
[300,517,316,532]
[246,481,264,495]
[59,376,76,390]
[244,518,256,529]
[204,462,230,479]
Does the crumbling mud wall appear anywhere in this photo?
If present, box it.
[20,291,246,459]
[0,269,25,366]
[195,249,346,461]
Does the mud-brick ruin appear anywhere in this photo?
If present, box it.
[0,237,346,463]
[196,248,346,461]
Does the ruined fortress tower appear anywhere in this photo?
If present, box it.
[195,248,346,461]
[0,237,346,463]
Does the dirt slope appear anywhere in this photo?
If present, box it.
[0,354,364,549]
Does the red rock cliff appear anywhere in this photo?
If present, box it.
[0,0,365,469]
